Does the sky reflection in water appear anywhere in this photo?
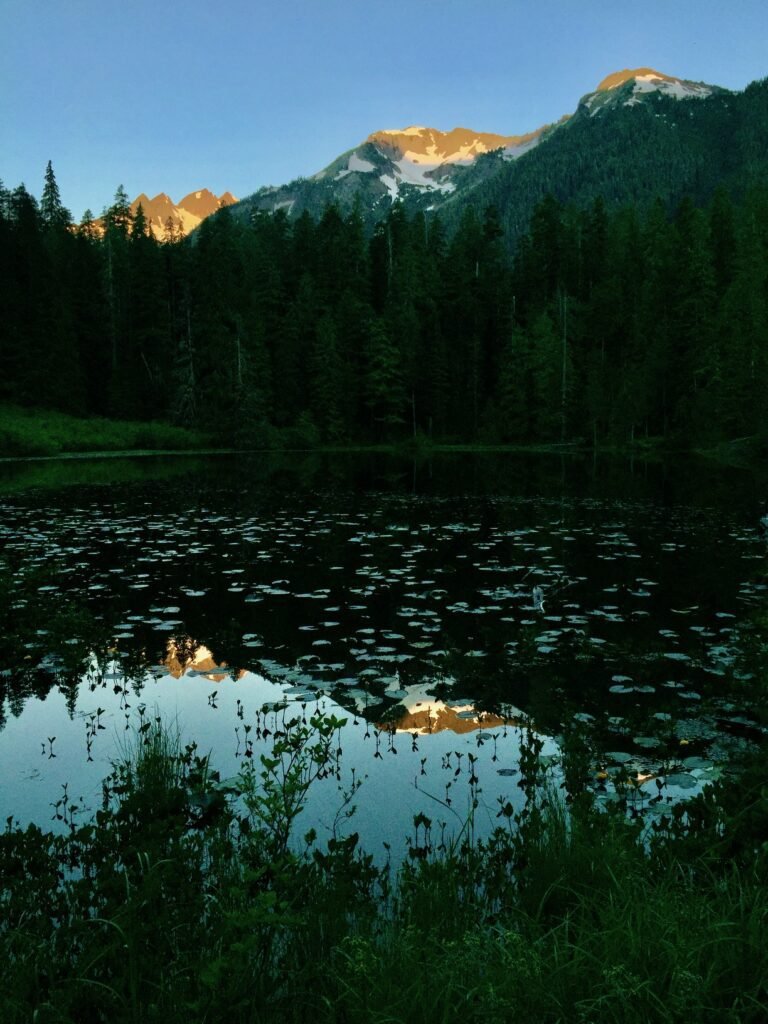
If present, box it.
[0,452,766,847]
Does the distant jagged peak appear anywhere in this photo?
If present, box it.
[131,192,174,211]
[88,188,237,240]
[175,189,237,216]
[178,188,224,217]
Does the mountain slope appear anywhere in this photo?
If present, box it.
[584,67,719,113]
[225,66,756,235]
[438,71,768,246]
[227,121,560,229]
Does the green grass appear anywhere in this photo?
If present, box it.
[4,403,758,471]
[1,714,766,1024]
[0,404,214,457]
[0,452,216,494]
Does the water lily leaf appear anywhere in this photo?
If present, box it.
[663,773,698,790]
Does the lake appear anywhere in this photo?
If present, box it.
[1,450,766,856]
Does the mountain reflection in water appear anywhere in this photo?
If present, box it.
[0,451,766,849]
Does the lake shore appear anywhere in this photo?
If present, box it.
[2,717,766,1023]
[0,404,213,458]
[2,438,766,1021]
[2,400,766,472]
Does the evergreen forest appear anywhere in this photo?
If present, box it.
[2,161,768,450]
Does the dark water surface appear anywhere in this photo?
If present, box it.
[1,451,766,853]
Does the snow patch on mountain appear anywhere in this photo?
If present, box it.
[379,126,428,136]
[367,125,529,167]
[393,157,455,191]
[348,153,376,173]
[631,73,712,101]
[335,152,377,179]
[380,174,399,201]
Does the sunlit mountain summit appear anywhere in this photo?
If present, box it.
[129,188,237,239]
[224,66,726,230]
[580,67,721,114]
[89,188,237,240]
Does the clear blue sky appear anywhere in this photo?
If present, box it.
[2,0,767,220]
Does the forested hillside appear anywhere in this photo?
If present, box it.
[219,74,768,250]
[2,161,768,448]
[438,76,768,248]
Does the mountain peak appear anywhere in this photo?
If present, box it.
[366,124,526,165]
[302,122,554,205]
[596,67,674,91]
[226,62,733,230]
[88,188,236,240]
[177,189,237,218]
[583,68,718,115]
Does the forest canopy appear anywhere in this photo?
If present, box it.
[1,164,767,448]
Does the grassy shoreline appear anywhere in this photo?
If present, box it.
[2,715,766,1023]
[0,405,213,458]
[2,405,766,475]
[0,446,238,463]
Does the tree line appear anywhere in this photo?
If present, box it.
[1,162,767,446]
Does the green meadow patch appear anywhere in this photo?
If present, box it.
[0,404,212,457]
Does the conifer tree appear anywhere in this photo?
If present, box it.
[310,314,345,442]
[496,325,532,440]
[638,199,676,436]
[131,203,148,239]
[278,273,316,426]
[104,185,132,235]
[78,209,98,240]
[364,315,406,439]
[101,186,134,410]
[529,311,569,440]
[40,161,71,229]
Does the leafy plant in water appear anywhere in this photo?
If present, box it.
[238,705,348,860]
